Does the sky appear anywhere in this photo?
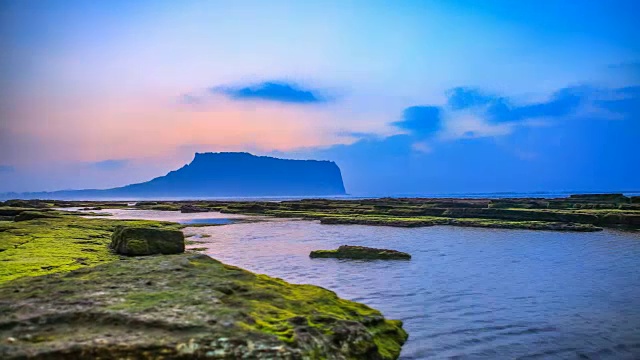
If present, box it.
[1,0,639,195]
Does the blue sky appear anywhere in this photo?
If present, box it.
[0,0,638,194]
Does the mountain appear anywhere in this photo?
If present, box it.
[3,153,347,199]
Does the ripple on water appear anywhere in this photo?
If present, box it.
[98,209,640,359]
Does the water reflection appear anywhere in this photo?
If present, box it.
[187,219,640,359]
[86,209,640,359]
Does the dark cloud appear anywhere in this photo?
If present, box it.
[89,159,129,170]
[290,88,640,195]
[596,85,640,116]
[446,86,586,123]
[487,87,585,122]
[392,84,637,144]
[446,87,496,110]
[392,106,441,137]
[211,81,327,104]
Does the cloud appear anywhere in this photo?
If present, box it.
[446,87,496,110]
[0,165,15,173]
[178,94,202,105]
[446,86,586,123]
[88,159,129,170]
[392,106,441,137]
[608,61,640,73]
[439,113,513,140]
[387,84,638,152]
[288,89,640,195]
[592,85,640,117]
[489,87,586,122]
[210,81,327,104]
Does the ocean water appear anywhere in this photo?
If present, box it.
[94,209,640,359]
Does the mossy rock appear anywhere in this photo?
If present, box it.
[568,193,630,203]
[0,207,31,217]
[109,226,185,256]
[0,253,408,359]
[14,211,59,222]
[310,245,411,260]
[180,204,210,213]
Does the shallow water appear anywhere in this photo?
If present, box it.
[97,209,640,359]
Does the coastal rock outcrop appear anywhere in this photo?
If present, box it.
[13,211,59,222]
[0,253,408,359]
[180,204,210,213]
[310,245,412,260]
[109,226,185,256]
[4,152,348,199]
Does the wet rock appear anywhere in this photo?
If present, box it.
[79,207,102,211]
[109,226,185,256]
[310,245,411,260]
[180,204,209,213]
[0,253,407,359]
[568,193,630,203]
[14,211,58,222]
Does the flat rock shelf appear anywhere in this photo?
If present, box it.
[310,245,412,260]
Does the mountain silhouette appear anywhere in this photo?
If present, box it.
[3,153,347,199]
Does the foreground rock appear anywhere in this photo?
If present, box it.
[310,245,412,260]
[0,253,407,359]
[109,226,185,256]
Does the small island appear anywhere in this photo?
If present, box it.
[310,245,412,260]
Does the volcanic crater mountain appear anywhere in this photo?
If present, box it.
[7,153,347,199]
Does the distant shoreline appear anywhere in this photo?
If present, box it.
[2,190,640,202]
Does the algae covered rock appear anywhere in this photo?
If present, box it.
[310,245,411,260]
[109,225,185,256]
[180,204,210,213]
[568,193,630,203]
[13,211,58,222]
[0,253,407,359]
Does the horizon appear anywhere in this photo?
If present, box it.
[1,1,639,195]
[1,150,639,198]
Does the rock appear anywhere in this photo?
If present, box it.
[0,253,407,359]
[109,226,185,256]
[568,193,629,203]
[14,211,58,222]
[3,199,49,208]
[180,204,209,213]
[310,245,411,260]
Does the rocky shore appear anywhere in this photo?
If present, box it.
[0,208,408,359]
[38,193,636,232]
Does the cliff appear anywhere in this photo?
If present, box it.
[4,153,347,199]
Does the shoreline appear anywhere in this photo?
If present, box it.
[0,209,407,359]
[27,194,635,232]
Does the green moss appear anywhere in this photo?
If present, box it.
[310,245,411,260]
[0,215,182,283]
[0,208,408,358]
[0,253,407,359]
[189,247,208,252]
[110,226,185,256]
